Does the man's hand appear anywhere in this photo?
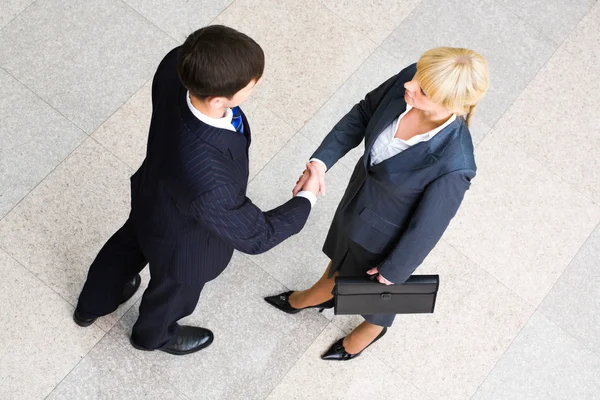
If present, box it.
[293,161,326,196]
[367,267,394,285]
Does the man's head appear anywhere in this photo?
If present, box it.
[177,25,264,109]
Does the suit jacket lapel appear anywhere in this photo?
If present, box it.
[364,94,408,168]
[369,119,461,175]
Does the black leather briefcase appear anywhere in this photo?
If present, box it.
[333,275,440,315]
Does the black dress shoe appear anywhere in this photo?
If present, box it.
[130,325,214,356]
[321,327,388,361]
[264,291,334,314]
[73,274,142,327]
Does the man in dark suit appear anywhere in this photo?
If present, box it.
[73,25,321,356]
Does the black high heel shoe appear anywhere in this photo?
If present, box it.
[321,327,388,361]
[264,291,334,314]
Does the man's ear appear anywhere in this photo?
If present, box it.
[207,96,226,110]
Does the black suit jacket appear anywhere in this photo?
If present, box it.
[312,64,476,284]
[129,47,311,283]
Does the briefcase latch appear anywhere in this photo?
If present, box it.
[381,293,392,300]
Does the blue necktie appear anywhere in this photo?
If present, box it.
[231,107,244,134]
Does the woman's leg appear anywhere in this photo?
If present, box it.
[288,261,336,309]
[342,321,386,354]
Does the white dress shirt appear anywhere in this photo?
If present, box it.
[369,104,456,166]
[186,91,316,206]
[310,104,456,171]
[186,91,236,131]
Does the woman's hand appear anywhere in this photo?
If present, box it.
[367,267,394,285]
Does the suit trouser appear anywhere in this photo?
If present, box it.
[76,218,204,349]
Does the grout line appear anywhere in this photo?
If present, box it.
[87,133,136,174]
[0,66,88,134]
[491,0,597,47]
[247,122,302,186]
[114,336,195,400]
[476,0,595,144]
[0,244,84,310]
[0,66,87,219]
[246,37,381,185]
[467,310,537,399]
[313,0,379,48]
[537,304,600,361]
[0,0,37,35]
[262,321,332,400]
[467,218,600,399]
[243,0,427,182]
[490,0,561,46]
[209,0,238,25]
[0,132,131,310]
[96,301,192,398]
[474,0,596,149]
[440,239,539,308]
[472,10,600,209]
[89,75,154,135]
[0,70,149,224]
[317,0,427,47]
[118,0,180,43]
[43,331,108,400]
[240,252,298,294]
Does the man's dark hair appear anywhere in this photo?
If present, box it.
[177,25,265,99]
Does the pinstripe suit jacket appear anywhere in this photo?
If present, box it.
[129,47,311,283]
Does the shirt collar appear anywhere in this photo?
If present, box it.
[186,91,235,132]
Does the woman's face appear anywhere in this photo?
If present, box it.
[403,78,447,115]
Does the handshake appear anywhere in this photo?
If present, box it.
[292,161,327,198]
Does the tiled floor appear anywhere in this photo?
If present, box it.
[1,1,599,399]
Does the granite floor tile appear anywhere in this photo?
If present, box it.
[109,253,329,400]
[242,99,298,180]
[318,0,422,44]
[246,133,353,291]
[470,119,493,147]
[0,249,104,399]
[0,139,133,311]
[298,48,407,171]
[1,1,599,399]
[381,0,556,128]
[0,0,34,29]
[123,0,233,41]
[473,312,600,400]
[444,130,600,306]
[0,0,176,133]
[495,0,595,44]
[333,241,534,400]
[539,223,600,355]
[498,3,600,205]
[47,335,186,400]
[0,69,86,219]
[91,82,151,171]
[214,0,377,130]
[266,323,431,400]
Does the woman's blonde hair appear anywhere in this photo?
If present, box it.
[415,47,489,127]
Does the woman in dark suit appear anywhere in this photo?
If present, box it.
[266,47,489,361]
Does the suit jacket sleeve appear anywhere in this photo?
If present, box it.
[190,185,311,255]
[377,169,475,284]
[310,71,402,170]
